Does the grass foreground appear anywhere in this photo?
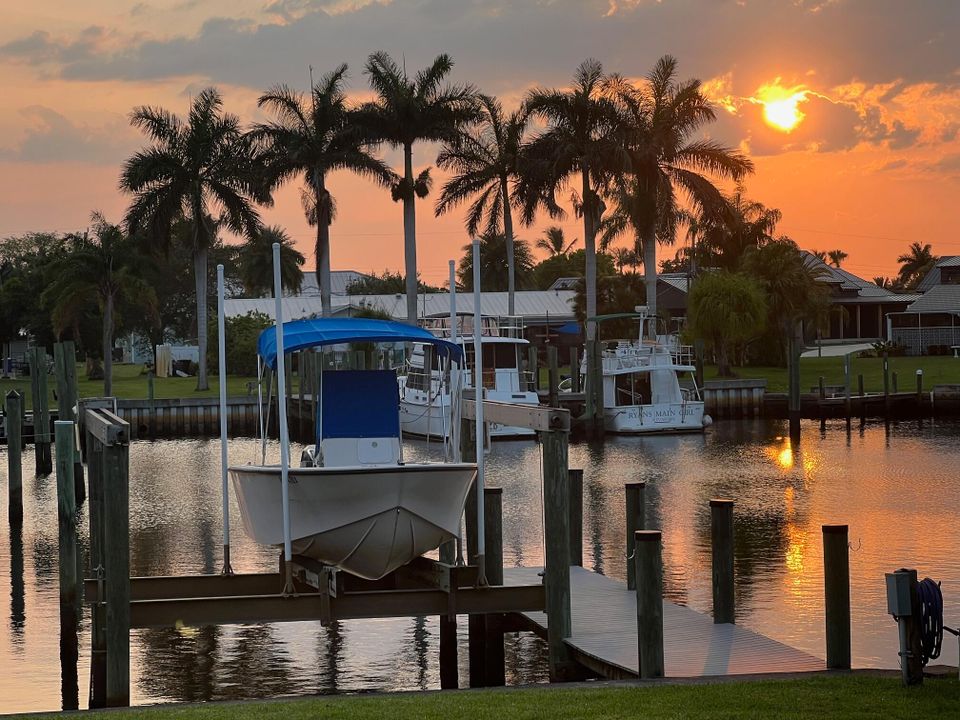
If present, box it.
[22,676,960,720]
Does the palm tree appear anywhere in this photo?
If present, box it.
[457,232,535,291]
[252,66,394,316]
[535,226,579,258]
[357,52,479,324]
[435,94,526,315]
[609,56,753,331]
[238,226,305,297]
[827,249,848,268]
[120,88,265,391]
[42,214,157,396]
[897,242,939,290]
[517,59,626,350]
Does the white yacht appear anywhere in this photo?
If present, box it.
[399,314,539,439]
[577,310,709,434]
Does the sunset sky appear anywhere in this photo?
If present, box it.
[2,0,958,285]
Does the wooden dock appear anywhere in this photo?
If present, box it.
[503,566,824,679]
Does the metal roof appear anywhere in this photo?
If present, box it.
[800,251,903,300]
[294,270,373,297]
[225,290,577,324]
[916,256,960,292]
[904,285,960,314]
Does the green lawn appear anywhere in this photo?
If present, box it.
[0,363,260,410]
[21,676,960,720]
[705,355,960,394]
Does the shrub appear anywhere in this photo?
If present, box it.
[206,311,274,377]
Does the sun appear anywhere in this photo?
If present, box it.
[755,82,809,132]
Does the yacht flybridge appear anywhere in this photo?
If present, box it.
[399,313,539,439]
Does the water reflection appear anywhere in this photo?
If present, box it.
[2,420,960,712]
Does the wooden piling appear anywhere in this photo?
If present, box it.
[822,524,851,670]
[55,421,80,612]
[86,424,106,709]
[634,530,665,679]
[843,356,852,421]
[547,345,559,409]
[892,371,898,394]
[483,488,505,686]
[460,417,486,688]
[568,469,583,567]
[540,428,575,681]
[570,347,581,393]
[30,346,53,475]
[5,390,23,525]
[438,538,458,690]
[915,370,924,411]
[858,374,866,423]
[625,482,646,591]
[103,435,131,706]
[788,325,802,443]
[710,499,735,624]
[882,352,890,417]
[54,341,85,499]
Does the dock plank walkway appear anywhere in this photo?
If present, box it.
[503,566,824,679]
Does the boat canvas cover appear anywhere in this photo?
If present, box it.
[319,370,400,439]
[257,317,463,369]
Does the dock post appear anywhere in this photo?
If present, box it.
[86,422,106,708]
[788,323,802,443]
[710,499,735,624]
[540,428,575,681]
[5,391,23,525]
[822,524,851,670]
[30,346,53,475]
[55,421,80,610]
[104,424,130,706]
[625,482,646,591]
[438,538,458,689]
[54,341,85,500]
[857,374,865,422]
[547,345,559,408]
[634,530,665,679]
[483,487,505,686]
[460,417,486,687]
[915,370,923,414]
[570,347,581,393]
[882,352,890,418]
[568,469,583,567]
[844,356,852,422]
[56,419,81,708]
[146,370,155,439]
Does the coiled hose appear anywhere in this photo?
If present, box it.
[917,577,943,666]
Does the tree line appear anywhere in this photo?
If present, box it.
[1,50,942,390]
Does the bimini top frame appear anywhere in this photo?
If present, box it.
[257,317,464,370]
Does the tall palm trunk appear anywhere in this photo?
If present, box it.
[501,176,516,316]
[315,177,332,317]
[402,143,418,325]
[103,291,114,397]
[194,243,209,391]
[642,228,658,339]
[582,172,597,343]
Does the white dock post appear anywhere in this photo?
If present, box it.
[216,264,233,574]
[272,243,293,591]
[471,238,486,585]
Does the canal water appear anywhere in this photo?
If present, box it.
[1,418,958,712]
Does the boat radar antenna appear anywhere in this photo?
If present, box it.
[272,242,294,595]
[471,238,487,587]
[216,264,233,575]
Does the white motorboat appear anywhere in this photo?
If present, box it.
[229,317,477,581]
[399,314,539,439]
[578,310,710,434]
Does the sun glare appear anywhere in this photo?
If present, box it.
[756,82,809,132]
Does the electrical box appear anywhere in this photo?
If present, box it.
[885,571,913,616]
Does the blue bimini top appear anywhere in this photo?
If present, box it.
[256,317,463,370]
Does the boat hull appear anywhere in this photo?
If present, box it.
[604,402,706,434]
[229,463,476,580]
[399,398,536,440]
